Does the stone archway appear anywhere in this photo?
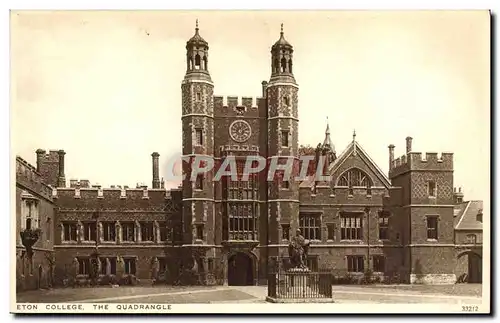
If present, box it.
[457,251,482,283]
[228,252,254,286]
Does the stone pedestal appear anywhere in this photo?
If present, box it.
[266,267,335,303]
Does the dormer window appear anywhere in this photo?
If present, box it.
[477,210,483,223]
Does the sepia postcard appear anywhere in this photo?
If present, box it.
[10,10,491,314]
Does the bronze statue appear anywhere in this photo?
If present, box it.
[288,229,310,269]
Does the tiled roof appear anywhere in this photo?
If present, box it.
[455,200,483,231]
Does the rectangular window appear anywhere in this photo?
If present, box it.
[428,181,436,197]
[378,212,389,240]
[299,213,321,240]
[195,175,204,190]
[195,128,203,145]
[102,222,116,242]
[281,224,290,240]
[78,258,90,275]
[228,203,257,241]
[347,256,364,273]
[196,92,201,101]
[327,224,335,240]
[83,222,97,241]
[122,222,136,242]
[196,224,204,240]
[63,222,78,241]
[373,255,385,272]
[46,218,51,241]
[427,216,438,240]
[340,213,363,240]
[123,258,136,275]
[281,131,289,147]
[140,222,154,242]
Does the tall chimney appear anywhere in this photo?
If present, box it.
[261,81,268,98]
[35,149,46,172]
[152,152,160,189]
[388,144,395,171]
[57,150,66,187]
[406,136,413,154]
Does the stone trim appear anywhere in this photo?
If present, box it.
[181,114,214,119]
[266,82,299,89]
[182,198,215,202]
[268,199,300,203]
[16,245,54,252]
[268,116,299,121]
[408,243,455,247]
[181,79,214,86]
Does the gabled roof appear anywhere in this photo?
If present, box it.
[455,200,483,231]
[328,140,392,188]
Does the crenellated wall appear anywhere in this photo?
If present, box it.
[389,152,454,178]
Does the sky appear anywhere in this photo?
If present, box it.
[11,10,490,203]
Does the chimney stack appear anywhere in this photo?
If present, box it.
[453,186,464,204]
[35,149,46,173]
[406,136,413,154]
[388,144,395,171]
[261,81,268,98]
[57,150,66,187]
[152,152,160,189]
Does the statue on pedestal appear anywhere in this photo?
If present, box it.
[288,229,310,270]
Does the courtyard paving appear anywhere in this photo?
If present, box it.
[16,284,483,305]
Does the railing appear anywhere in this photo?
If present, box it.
[267,270,333,299]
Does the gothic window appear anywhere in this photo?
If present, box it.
[299,213,321,240]
[281,57,287,73]
[78,258,90,276]
[62,222,77,241]
[274,58,279,73]
[102,222,116,241]
[158,221,170,241]
[194,54,201,69]
[99,257,117,275]
[22,198,39,230]
[426,216,438,240]
[123,258,137,275]
[288,59,293,73]
[340,212,363,240]
[373,255,385,272]
[122,222,135,242]
[378,211,390,240]
[140,222,154,242]
[347,256,364,273]
[338,168,373,188]
[83,222,97,241]
[203,56,208,70]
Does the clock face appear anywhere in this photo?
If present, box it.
[229,120,252,143]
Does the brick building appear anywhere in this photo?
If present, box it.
[15,24,483,289]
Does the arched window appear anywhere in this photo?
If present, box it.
[281,57,287,73]
[337,168,373,194]
[274,59,279,73]
[203,56,208,70]
[288,59,293,73]
[194,54,201,69]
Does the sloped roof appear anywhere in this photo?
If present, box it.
[328,140,392,188]
[455,200,483,231]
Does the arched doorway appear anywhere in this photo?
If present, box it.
[458,251,482,283]
[228,252,254,286]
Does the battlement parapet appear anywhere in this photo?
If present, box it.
[54,187,171,200]
[16,156,53,201]
[213,96,266,117]
[389,151,453,178]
